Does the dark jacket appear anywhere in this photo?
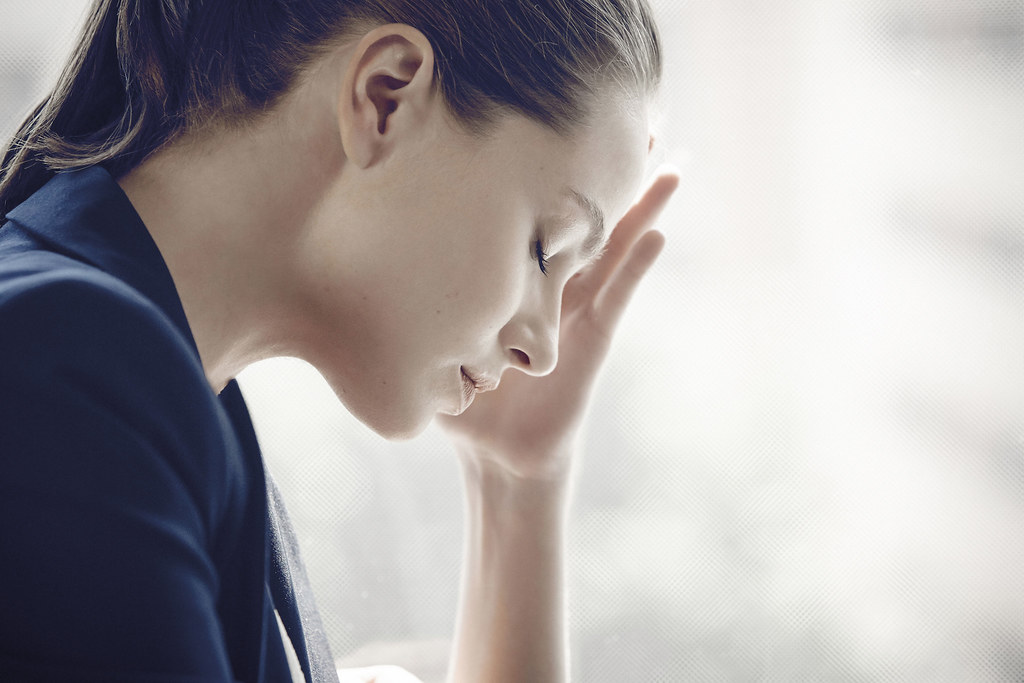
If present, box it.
[0,167,318,682]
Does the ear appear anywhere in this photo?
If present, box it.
[338,24,436,169]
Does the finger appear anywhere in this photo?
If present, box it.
[574,172,678,298]
[593,229,666,328]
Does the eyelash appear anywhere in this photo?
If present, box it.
[534,239,550,276]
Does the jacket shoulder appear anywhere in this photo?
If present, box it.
[0,258,253,679]
[0,254,182,350]
[0,259,241,521]
[0,260,202,412]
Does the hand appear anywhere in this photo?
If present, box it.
[437,172,679,479]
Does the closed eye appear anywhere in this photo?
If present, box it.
[534,239,550,276]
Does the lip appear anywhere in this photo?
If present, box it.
[462,367,499,393]
[457,367,499,414]
[458,368,476,414]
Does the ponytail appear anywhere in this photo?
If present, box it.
[1,0,175,218]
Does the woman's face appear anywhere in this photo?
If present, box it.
[297,100,652,439]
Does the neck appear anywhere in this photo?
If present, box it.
[117,96,343,392]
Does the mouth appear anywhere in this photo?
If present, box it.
[463,367,499,393]
[458,368,476,414]
[457,367,499,415]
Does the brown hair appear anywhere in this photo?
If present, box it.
[0,0,662,219]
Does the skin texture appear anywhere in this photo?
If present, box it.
[119,22,678,683]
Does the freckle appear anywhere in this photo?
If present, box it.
[362,295,368,301]
[382,380,387,386]
[436,310,441,315]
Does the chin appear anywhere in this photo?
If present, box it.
[347,398,433,442]
[373,420,430,442]
[317,365,435,441]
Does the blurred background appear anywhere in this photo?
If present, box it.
[2,1,1021,680]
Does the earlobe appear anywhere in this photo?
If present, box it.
[337,24,436,169]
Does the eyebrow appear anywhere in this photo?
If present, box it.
[564,186,606,264]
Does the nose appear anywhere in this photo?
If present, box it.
[500,291,560,377]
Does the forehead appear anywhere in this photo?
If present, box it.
[569,101,651,215]
[492,100,650,230]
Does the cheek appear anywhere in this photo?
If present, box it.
[453,245,525,322]
[426,237,526,328]
[368,192,530,345]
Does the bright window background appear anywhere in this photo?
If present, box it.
[2,2,1021,681]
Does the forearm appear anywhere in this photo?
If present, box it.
[446,451,572,683]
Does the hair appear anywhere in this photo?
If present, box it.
[0,0,662,220]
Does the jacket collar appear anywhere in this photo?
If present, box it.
[5,166,200,361]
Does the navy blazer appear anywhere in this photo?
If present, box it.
[0,168,313,682]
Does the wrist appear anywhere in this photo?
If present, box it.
[452,436,579,485]
[456,449,573,513]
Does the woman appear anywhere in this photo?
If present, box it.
[0,0,677,681]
